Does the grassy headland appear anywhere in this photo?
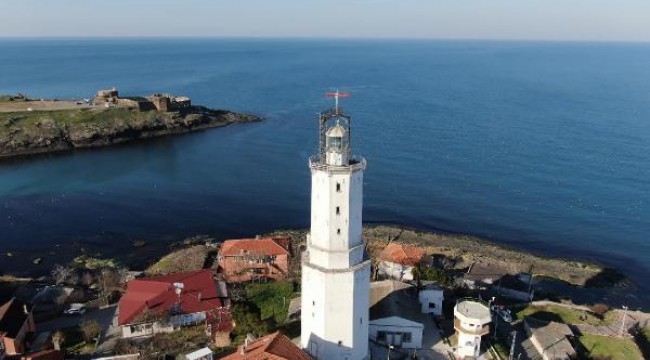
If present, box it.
[0,105,260,159]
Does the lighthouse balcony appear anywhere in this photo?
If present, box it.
[454,318,490,336]
[309,155,366,172]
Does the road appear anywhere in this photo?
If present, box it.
[36,305,119,354]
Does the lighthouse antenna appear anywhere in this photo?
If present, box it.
[325,90,350,114]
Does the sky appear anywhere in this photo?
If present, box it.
[1,0,650,42]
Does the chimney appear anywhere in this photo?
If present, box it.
[241,338,250,354]
[255,234,261,240]
[198,292,202,302]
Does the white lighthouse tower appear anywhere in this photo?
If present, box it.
[301,92,370,360]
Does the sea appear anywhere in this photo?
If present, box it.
[0,39,649,308]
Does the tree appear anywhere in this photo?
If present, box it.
[98,267,128,304]
[412,263,451,287]
[52,330,65,350]
[231,302,270,340]
[80,320,101,342]
[51,264,76,285]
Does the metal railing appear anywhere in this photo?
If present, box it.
[309,155,366,172]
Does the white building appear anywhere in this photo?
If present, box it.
[453,299,491,359]
[368,316,423,349]
[418,282,444,316]
[183,347,213,360]
[301,93,371,360]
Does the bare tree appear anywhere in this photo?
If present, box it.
[51,264,76,285]
[80,320,101,342]
[52,330,65,350]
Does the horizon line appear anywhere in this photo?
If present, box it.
[0,35,649,45]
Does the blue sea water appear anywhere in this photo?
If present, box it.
[0,39,649,306]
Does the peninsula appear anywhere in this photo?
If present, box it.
[0,89,260,159]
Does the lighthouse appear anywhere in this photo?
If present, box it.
[301,92,370,360]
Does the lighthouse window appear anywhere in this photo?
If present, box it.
[336,207,340,215]
[336,183,341,192]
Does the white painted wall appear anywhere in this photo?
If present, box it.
[120,321,174,338]
[302,157,369,360]
[457,332,482,359]
[418,288,443,316]
[377,261,414,281]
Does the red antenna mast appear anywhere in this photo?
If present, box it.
[325,90,350,114]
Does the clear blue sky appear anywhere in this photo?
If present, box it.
[1,0,649,42]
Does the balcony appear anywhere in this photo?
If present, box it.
[309,155,366,172]
[454,318,490,336]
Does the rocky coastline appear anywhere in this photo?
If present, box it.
[0,104,260,160]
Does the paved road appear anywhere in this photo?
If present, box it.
[37,305,117,333]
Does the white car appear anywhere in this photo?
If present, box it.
[64,304,86,316]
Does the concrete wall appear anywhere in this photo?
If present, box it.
[418,289,443,316]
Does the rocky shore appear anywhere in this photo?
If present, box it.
[0,105,260,159]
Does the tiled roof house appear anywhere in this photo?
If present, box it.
[221,332,312,360]
[377,243,430,281]
[0,298,36,356]
[117,269,232,343]
[218,237,290,282]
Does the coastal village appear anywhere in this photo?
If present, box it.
[1,95,649,360]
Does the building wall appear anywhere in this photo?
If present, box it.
[308,169,364,270]
[218,254,288,282]
[418,289,443,316]
[301,262,370,360]
[377,261,414,281]
[457,332,482,359]
[368,323,423,349]
[121,322,174,338]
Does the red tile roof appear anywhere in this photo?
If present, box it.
[118,269,229,326]
[0,298,32,338]
[220,238,290,257]
[378,243,427,267]
[221,332,311,360]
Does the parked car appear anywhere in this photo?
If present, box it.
[496,308,513,323]
[63,303,86,316]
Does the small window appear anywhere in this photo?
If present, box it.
[313,301,315,306]
[402,332,412,342]
[377,331,386,341]
[337,229,341,235]
[429,302,436,308]
[336,183,341,192]
[336,206,340,215]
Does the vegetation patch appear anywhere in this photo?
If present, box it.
[246,281,296,323]
[579,334,642,360]
[146,245,210,275]
[115,325,211,360]
[57,326,94,354]
[516,304,614,326]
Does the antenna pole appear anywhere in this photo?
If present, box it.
[335,90,339,114]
